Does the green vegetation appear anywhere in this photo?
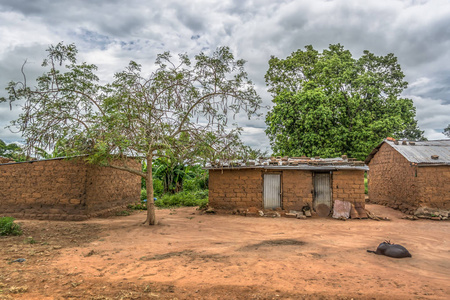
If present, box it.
[131,162,209,210]
[144,159,208,196]
[157,190,208,208]
[115,210,131,216]
[265,44,424,160]
[131,159,209,211]
[364,173,368,195]
[129,190,208,210]
[130,160,209,211]
[0,217,23,236]
[444,124,450,138]
[24,236,36,244]
[140,189,148,201]
[0,139,27,161]
[2,42,261,225]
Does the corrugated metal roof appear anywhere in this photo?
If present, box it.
[206,156,368,171]
[387,140,450,165]
[206,165,369,171]
[366,139,450,165]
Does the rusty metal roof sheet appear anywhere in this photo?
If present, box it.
[366,139,450,165]
[206,156,368,171]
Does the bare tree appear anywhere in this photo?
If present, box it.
[2,42,262,225]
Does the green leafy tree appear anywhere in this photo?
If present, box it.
[0,139,27,161]
[265,44,425,160]
[0,139,21,158]
[2,42,261,225]
[396,119,427,141]
[444,124,450,138]
[34,138,71,159]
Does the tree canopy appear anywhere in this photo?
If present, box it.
[444,124,450,138]
[265,44,424,160]
[0,139,22,159]
[2,42,261,225]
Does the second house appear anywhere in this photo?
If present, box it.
[208,157,368,217]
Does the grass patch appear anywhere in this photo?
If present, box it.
[157,190,208,208]
[24,236,36,244]
[0,217,22,236]
[129,190,208,210]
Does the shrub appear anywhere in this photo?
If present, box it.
[128,200,147,210]
[140,189,147,201]
[129,190,208,210]
[182,179,199,192]
[156,190,208,208]
[140,179,164,201]
[0,217,23,236]
[183,176,208,192]
[115,210,131,216]
[153,178,164,197]
[193,189,209,200]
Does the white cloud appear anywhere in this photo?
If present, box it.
[411,95,450,139]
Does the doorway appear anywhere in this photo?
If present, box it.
[263,173,281,209]
[313,172,332,217]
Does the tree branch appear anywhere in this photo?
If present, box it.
[104,163,145,178]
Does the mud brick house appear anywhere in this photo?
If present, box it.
[207,157,368,217]
[365,139,450,213]
[0,157,141,220]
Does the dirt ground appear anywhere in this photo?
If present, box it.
[1,204,449,300]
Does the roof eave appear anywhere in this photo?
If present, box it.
[206,165,369,171]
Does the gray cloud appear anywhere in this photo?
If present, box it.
[1,0,449,150]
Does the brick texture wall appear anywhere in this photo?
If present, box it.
[333,170,365,205]
[0,158,141,220]
[209,168,365,213]
[416,166,450,210]
[208,169,263,210]
[0,157,14,164]
[85,161,141,217]
[282,170,313,211]
[369,143,436,213]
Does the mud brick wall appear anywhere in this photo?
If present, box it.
[281,170,313,211]
[0,159,89,220]
[332,170,365,206]
[416,166,450,210]
[0,158,140,220]
[368,143,418,213]
[85,160,142,217]
[0,157,14,164]
[208,169,263,210]
[209,168,366,212]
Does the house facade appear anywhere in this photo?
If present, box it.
[365,139,450,213]
[208,157,368,218]
[0,157,141,220]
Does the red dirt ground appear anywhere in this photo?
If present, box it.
[1,204,449,299]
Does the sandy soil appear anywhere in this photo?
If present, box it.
[1,204,449,299]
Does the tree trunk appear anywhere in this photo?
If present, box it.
[145,155,157,225]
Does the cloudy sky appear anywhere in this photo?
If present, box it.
[1,0,449,152]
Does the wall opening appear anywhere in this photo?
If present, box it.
[263,173,281,209]
[313,172,332,217]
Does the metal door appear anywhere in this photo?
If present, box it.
[264,174,281,209]
[313,173,332,217]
